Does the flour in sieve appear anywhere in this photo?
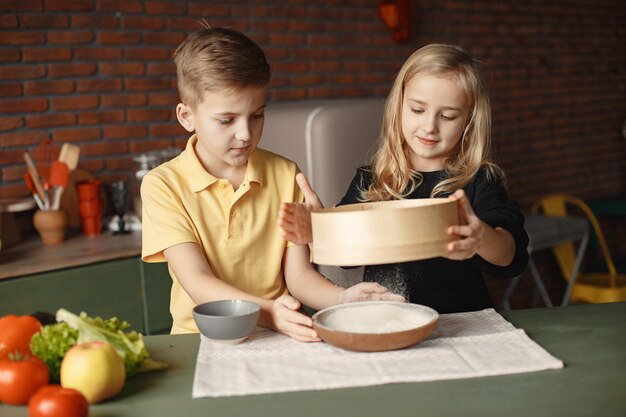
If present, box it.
[323,304,432,334]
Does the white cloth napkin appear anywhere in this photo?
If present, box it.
[192,308,563,398]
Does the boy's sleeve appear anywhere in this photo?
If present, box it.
[141,172,197,263]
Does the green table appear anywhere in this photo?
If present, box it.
[2,303,625,417]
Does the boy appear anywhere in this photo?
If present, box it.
[141,26,402,341]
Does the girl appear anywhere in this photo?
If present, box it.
[279,44,528,313]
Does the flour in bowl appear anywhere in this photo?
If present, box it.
[321,303,434,334]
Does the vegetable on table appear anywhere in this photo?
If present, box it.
[0,353,49,405]
[28,385,88,417]
[30,309,167,382]
[0,315,42,360]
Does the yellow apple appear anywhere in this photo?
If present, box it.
[60,341,126,404]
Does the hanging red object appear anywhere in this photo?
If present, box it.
[378,0,412,44]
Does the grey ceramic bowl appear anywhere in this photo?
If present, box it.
[192,300,261,344]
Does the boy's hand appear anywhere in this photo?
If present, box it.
[271,294,320,342]
[278,173,323,245]
[340,282,406,304]
[445,189,485,260]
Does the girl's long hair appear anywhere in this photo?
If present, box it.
[362,43,503,202]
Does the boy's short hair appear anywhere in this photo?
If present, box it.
[174,27,271,107]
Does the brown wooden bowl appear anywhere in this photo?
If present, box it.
[311,198,457,266]
[312,301,438,352]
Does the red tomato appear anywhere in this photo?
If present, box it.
[0,315,42,359]
[0,354,49,404]
[28,385,89,417]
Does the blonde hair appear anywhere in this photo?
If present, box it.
[362,43,503,201]
[173,26,271,108]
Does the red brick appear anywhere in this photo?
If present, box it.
[0,98,48,113]
[293,48,325,59]
[272,62,307,73]
[48,31,94,44]
[52,127,101,142]
[98,32,142,45]
[46,0,93,11]
[104,125,149,139]
[127,108,172,122]
[101,93,147,108]
[146,1,186,15]
[0,31,45,45]
[96,0,143,13]
[0,49,21,62]
[0,130,49,147]
[51,95,99,111]
[149,123,186,138]
[19,14,69,28]
[252,21,289,32]
[130,138,176,153]
[24,80,74,95]
[308,34,339,47]
[0,116,24,131]
[166,17,201,30]
[81,141,129,158]
[125,79,171,91]
[0,182,31,199]
[147,62,176,76]
[269,34,305,45]
[292,75,323,86]
[0,149,25,165]
[188,3,229,16]
[271,89,307,101]
[22,47,72,62]
[79,158,104,172]
[27,113,76,128]
[72,15,118,28]
[231,5,268,17]
[144,32,186,45]
[148,92,179,106]
[0,0,42,12]
[121,16,166,30]
[0,83,22,97]
[76,79,122,93]
[0,14,18,28]
[74,48,122,60]
[49,63,97,77]
[125,47,172,60]
[99,62,145,76]
[106,157,135,171]
[3,165,32,182]
[264,47,290,60]
[78,110,124,125]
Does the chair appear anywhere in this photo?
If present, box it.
[531,194,626,304]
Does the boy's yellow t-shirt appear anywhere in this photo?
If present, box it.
[141,134,303,334]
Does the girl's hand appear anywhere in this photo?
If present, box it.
[339,282,406,304]
[445,189,485,260]
[278,173,323,244]
[270,294,320,342]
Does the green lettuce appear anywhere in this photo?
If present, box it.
[30,309,166,381]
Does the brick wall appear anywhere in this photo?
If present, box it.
[1,0,625,306]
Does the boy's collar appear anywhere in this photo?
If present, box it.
[182,134,263,192]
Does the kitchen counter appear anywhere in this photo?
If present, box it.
[0,231,172,335]
[2,302,623,417]
[0,231,142,280]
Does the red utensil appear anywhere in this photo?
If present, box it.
[49,161,69,211]
[24,172,45,210]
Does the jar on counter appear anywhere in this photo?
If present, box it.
[132,153,160,219]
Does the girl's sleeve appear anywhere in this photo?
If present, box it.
[469,174,529,278]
